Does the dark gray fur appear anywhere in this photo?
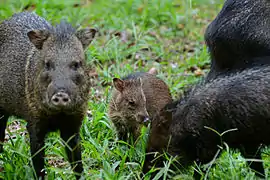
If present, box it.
[122,72,148,80]
[144,65,270,179]
[205,0,270,80]
[0,12,97,179]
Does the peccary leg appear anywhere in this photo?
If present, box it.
[0,112,8,152]
[193,167,203,180]
[27,123,46,180]
[193,165,209,180]
[114,123,129,142]
[193,158,209,180]
[143,153,165,179]
[60,130,83,179]
[118,130,128,142]
[240,146,265,178]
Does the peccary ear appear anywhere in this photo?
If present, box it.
[113,78,125,92]
[27,30,50,50]
[148,67,158,75]
[76,28,97,49]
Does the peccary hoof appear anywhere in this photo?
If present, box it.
[0,145,3,153]
[38,170,46,180]
[193,171,203,180]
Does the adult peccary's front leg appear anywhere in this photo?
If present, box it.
[0,111,9,153]
[60,126,83,179]
[240,145,265,178]
[27,122,47,180]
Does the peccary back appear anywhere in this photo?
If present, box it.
[144,65,270,179]
[0,12,97,179]
[108,69,172,141]
[205,0,270,80]
[0,12,51,116]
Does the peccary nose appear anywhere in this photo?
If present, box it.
[51,92,71,107]
[138,114,150,124]
[143,116,150,123]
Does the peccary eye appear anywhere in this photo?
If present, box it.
[71,61,81,71]
[45,61,52,70]
[40,72,51,83]
[128,101,135,106]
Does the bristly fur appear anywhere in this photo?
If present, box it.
[144,64,270,179]
[122,72,148,80]
[171,77,206,111]
[50,20,77,42]
[0,12,96,179]
[204,0,270,81]
[108,72,172,141]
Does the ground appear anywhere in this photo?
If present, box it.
[0,0,269,179]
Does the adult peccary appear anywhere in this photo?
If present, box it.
[205,0,270,80]
[0,12,97,179]
[144,65,270,179]
[108,68,172,141]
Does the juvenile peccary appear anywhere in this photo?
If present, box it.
[144,65,270,179]
[0,12,97,179]
[108,68,172,141]
[205,0,270,80]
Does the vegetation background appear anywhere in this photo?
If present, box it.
[0,0,269,179]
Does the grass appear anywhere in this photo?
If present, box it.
[0,0,269,179]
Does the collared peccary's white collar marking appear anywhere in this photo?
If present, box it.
[111,96,118,111]
[139,77,149,117]
[24,46,36,113]
[139,77,146,102]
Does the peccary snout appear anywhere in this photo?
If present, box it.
[137,112,150,124]
[45,78,78,110]
[51,91,71,107]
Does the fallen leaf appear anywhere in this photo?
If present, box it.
[194,69,204,77]
[23,4,36,11]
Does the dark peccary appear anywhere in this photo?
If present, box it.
[0,12,97,179]
[108,68,172,141]
[205,0,270,80]
[144,65,270,179]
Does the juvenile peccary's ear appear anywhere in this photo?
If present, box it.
[27,30,50,50]
[148,67,158,75]
[113,78,125,92]
[76,28,97,49]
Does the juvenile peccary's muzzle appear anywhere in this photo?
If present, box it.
[51,91,71,107]
[137,110,150,125]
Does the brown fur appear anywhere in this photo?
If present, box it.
[108,69,172,141]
